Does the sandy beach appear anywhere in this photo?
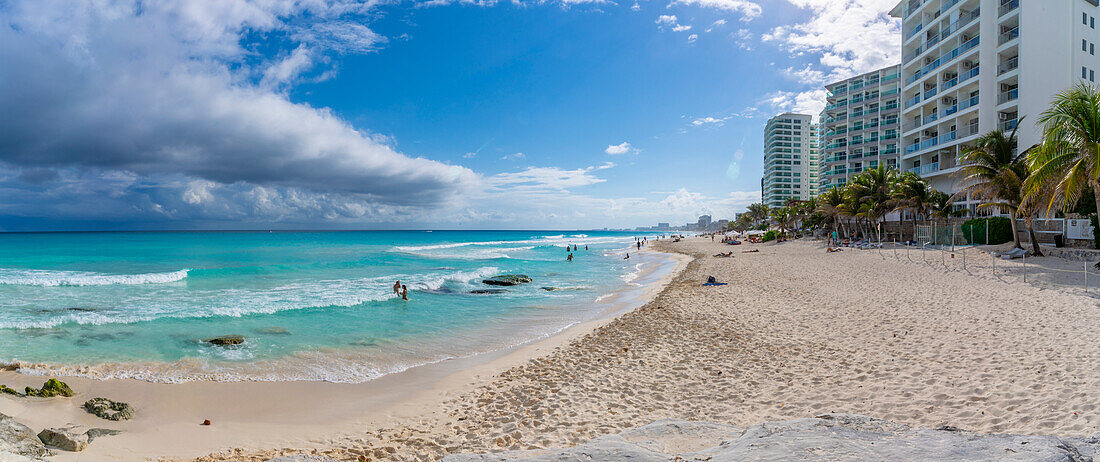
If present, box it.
[4,237,1098,460]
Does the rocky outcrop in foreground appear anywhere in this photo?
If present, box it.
[443,414,1100,461]
[0,413,52,461]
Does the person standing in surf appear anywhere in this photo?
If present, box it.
[393,280,401,295]
[401,285,408,301]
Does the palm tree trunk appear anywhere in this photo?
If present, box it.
[1093,184,1100,227]
[1009,211,1023,250]
[910,212,918,242]
[1027,222,1044,256]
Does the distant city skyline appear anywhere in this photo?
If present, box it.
[0,1,903,231]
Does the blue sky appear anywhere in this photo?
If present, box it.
[0,0,900,231]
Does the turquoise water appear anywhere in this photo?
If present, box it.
[0,231,661,382]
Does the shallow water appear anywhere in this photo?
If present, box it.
[0,231,661,382]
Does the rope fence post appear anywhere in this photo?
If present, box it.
[1022,250,1027,284]
[1086,261,1089,295]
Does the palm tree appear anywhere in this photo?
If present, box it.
[847,165,898,242]
[956,126,1033,251]
[746,203,771,227]
[816,187,847,238]
[892,171,935,241]
[1027,83,1100,216]
[928,189,965,222]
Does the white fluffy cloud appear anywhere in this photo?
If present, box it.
[763,0,901,80]
[605,142,637,155]
[655,15,692,32]
[666,0,761,21]
[763,89,830,117]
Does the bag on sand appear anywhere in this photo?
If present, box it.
[706,276,717,284]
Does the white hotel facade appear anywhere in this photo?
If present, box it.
[891,0,1100,209]
[819,65,903,191]
[762,113,819,208]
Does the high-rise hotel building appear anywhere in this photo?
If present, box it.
[819,65,903,191]
[762,113,819,207]
[891,0,1100,207]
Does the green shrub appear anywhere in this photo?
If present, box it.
[754,223,769,231]
[762,230,779,242]
[960,217,1012,245]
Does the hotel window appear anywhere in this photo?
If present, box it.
[1085,67,1089,80]
[1084,39,1089,52]
[1092,43,1095,55]
[1085,12,1089,25]
[1093,17,1096,29]
[1092,70,1096,82]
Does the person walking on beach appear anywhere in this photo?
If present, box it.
[393,280,401,295]
[401,285,408,301]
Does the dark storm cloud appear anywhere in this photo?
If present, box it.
[0,0,476,219]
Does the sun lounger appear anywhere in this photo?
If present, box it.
[999,248,1027,260]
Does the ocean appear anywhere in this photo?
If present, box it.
[0,231,668,383]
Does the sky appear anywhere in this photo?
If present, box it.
[0,0,902,231]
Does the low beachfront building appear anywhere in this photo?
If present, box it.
[891,0,1100,212]
[819,65,903,191]
[763,113,819,208]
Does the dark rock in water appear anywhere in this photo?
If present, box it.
[67,307,98,312]
[0,385,23,397]
[470,289,509,294]
[84,398,135,421]
[1,412,53,459]
[540,287,559,291]
[482,274,532,286]
[254,326,291,335]
[205,335,245,346]
[25,378,73,398]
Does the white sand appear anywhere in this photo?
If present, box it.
[4,237,1098,461]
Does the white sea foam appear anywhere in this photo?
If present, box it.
[0,268,190,286]
[0,266,504,329]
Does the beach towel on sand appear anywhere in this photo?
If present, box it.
[703,276,726,286]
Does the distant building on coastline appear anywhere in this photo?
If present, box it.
[762,113,819,208]
[697,215,712,230]
[819,65,903,191]
[890,0,1100,212]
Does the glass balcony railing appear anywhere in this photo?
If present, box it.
[999,0,1019,17]
[909,162,940,175]
[998,57,1019,75]
[998,88,1019,104]
[1000,119,1019,132]
[999,27,1019,45]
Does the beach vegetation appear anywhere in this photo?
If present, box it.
[956,124,1035,252]
[1027,83,1100,217]
[761,230,780,242]
[960,217,1013,245]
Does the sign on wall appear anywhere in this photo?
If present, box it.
[1067,218,1095,240]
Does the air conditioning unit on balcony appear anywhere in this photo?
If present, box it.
[999,113,1011,121]
[963,61,976,69]
[942,97,955,104]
